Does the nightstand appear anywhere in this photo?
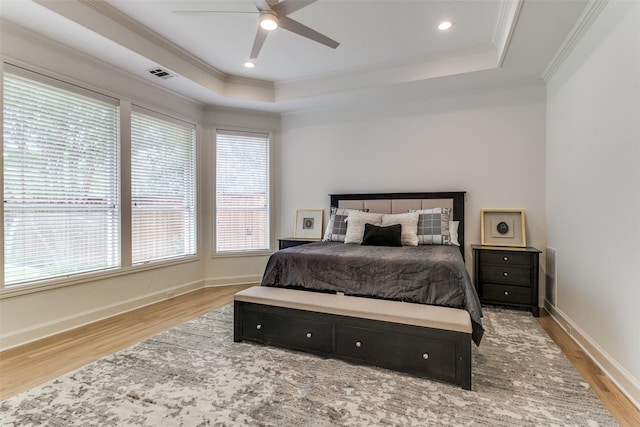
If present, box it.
[278,238,319,250]
[472,245,541,317]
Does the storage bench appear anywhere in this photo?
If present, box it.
[233,286,473,389]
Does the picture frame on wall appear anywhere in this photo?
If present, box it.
[480,209,526,247]
[294,209,324,240]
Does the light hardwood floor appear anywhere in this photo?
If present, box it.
[1,285,638,426]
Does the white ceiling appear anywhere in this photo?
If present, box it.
[0,0,589,113]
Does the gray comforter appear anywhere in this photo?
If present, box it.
[261,241,484,345]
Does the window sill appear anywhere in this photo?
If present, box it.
[211,249,273,259]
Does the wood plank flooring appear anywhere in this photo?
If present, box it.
[1,285,638,426]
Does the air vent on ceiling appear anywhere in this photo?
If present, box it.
[147,67,175,80]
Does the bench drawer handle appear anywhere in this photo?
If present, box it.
[306,332,312,338]
[503,256,509,262]
[256,324,262,330]
[422,352,429,360]
[503,272,509,277]
[504,291,509,296]
[355,341,362,348]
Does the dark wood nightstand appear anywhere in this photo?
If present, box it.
[278,238,319,250]
[472,245,541,317]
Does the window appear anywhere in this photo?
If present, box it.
[215,130,270,253]
[131,108,196,264]
[3,68,120,286]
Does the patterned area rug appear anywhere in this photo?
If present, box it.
[1,305,618,426]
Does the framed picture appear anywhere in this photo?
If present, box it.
[294,209,324,240]
[480,209,526,247]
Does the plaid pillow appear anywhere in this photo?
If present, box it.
[323,207,368,242]
[410,208,452,245]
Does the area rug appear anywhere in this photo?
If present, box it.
[1,305,618,426]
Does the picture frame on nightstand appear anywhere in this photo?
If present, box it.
[480,209,526,247]
[294,209,324,240]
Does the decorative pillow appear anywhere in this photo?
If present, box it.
[381,212,419,246]
[344,210,384,244]
[449,221,460,246]
[361,223,402,247]
[323,207,369,242]
[410,208,452,245]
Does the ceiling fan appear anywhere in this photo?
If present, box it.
[174,0,340,60]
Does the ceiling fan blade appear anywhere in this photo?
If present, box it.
[173,10,257,15]
[253,0,272,11]
[250,27,269,59]
[271,0,317,16]
[278,16,339,49]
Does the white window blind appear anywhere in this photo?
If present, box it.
[131,108,196,264]
[216,130,270,253]
[3,69,120,286]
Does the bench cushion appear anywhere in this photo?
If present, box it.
[234,286,472,334]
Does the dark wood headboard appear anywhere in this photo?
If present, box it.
[329,191,466,258]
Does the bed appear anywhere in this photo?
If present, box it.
[234,191,483,389]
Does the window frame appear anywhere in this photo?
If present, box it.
[213,127,274,257]
[0,61,200,297]
[130,105,197,265]
[2,64,121,287]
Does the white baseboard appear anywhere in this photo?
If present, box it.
[0,279,204,351]
[204,274,261,288]
[544,299,640,410]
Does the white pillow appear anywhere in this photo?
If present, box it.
[381,212,419,246]
[449,221,460,246]
[344,211,384,244]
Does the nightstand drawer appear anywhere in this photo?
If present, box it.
[481,283,531,305]
[472,245,541,317]
[481,265,531,285]
[482,251,531,266]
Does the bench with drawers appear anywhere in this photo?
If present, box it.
[233,286,473,390]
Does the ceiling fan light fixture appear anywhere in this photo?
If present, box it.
[244,61,255,68]
[260,11,278,31]
[438,20,453,31]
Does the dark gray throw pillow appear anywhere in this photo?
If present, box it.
[361,223,402,247]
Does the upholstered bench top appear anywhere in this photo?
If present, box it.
[234,286,472,334]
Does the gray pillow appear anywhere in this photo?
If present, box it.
[410,208,452,245]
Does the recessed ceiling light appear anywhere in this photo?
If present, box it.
[438,20,453,31]
[244,61,255,68]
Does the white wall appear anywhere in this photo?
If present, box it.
[280,86,547,267]
[546,0,640,406]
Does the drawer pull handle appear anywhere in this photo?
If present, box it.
[355,341,362,348]
[504,291,509,296]
[256,324,262,330]
[503,272,509,277]
[422,352,429,360]
[306,332,312,338]
[503,256,509,262]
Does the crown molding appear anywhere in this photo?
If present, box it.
[493,0,524,67]
[541,0,608,82]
